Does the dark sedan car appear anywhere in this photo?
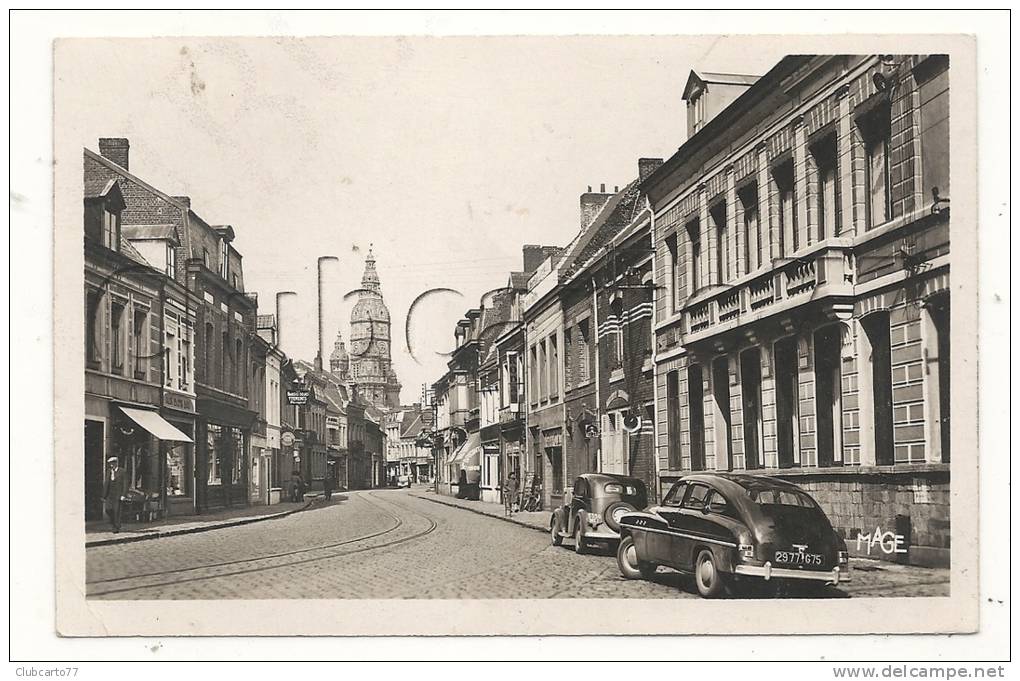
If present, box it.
[616,473,850,597]
[550,473,648,554]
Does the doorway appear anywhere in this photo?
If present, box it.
[740,348,763,469]
[814,325,844,467]
[85,420,105,521]
[687,364,705,471]
[711,357,732,471]
[861,312,894,465]
[774,336,799,468]
[927,296,950,463]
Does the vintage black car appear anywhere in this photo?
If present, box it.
[616,473,850,597]
[550,473,648,554]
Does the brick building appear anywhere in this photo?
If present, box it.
[86,139,258,515]
[647,55,951,566]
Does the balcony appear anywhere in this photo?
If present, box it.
[680,243,853,347]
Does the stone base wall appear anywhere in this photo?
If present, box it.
[776,466,950,568]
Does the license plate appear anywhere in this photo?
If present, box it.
[774,550,824,566]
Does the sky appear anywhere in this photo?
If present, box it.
[65,35,784,403]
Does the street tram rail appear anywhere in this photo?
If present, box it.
[86,491,439,598]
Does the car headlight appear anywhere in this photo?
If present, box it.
[587,513,603,528]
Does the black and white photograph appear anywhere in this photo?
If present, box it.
[9,9,1011,666]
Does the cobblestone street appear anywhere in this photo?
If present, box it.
[85,489,949,600]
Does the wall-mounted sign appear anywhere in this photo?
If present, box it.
[287,389,310,406]
[162,391,196,413]
[281,431,296,447]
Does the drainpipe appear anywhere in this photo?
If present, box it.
[590,276,602,473]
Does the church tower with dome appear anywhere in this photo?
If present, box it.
[345,247,402,409]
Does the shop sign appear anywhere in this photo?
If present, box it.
[287,389,310,405]
[162,391,196,413]
[281,431,296,447]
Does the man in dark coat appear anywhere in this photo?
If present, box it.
[102,456,129,532]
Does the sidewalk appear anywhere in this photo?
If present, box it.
[412,490,550,534]
[85,493,328,547]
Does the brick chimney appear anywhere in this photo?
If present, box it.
[98,138,130,170]
[639,157,665,183]
[580,185,613,230]
[522,244,563,273]
[173,196,191,209]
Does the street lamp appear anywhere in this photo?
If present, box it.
[316,256,339,371]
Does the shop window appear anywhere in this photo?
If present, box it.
[710,200,728,284]
[859,102,892,229]
[773,159,796,256]
[739,183,760,273]
[687,363,705,471]
[167,438,193,497]
[811,132,840,239]
[110,301,125,375]
[207,424,223,485]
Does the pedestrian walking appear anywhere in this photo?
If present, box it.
[290,469,304,503]
[503,471,519,517]
[102,456,129,533]
[323,471,334,501]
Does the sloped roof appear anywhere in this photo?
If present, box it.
[683,70,761,100]
[84,176,119,200]
[119,237,152,267]
[508,271,531,291]
[122,224,180,243]
[561,178,644,278]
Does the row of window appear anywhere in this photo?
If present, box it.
[663,299,950,472]
[664,102,892,311]
[528,333,560,406]
[85,290,151,380]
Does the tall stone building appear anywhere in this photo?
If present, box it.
[347,248,402,409]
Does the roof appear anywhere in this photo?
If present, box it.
[122,224,180,243]
[561,178,644,278]
[644,56,806,195]
[508,271,531,291]
[119,237,152,267]
[399,410,424,439]
[683,70,760,100]
[83,176,119,200]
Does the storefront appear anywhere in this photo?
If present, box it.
[161,390,197,517]
[114,405,194,521]
[448,431,481,499]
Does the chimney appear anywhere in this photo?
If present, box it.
[522,244,564,273]
[173,196,191,209]
[638,157,665,183]
[98,138,130,170]
[579,186,613,230]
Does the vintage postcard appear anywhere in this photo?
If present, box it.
[52,31,979,637]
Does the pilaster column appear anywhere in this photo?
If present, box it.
[756,143,773,264]
[793,115,810,251]
[698,184,712,290]
[835,84,854,237]
[726,165,740,280]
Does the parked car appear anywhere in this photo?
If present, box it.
[550,474,648,554]
[396,475,411,489]
[616,473,850,598]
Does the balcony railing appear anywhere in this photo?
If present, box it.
[680,244,853,345]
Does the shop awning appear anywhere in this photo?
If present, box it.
[448,432,481,468]
[118,407,193,443]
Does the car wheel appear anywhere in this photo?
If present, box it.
[573,519,586,555]
[550,514,563,546]
[694,549,726,598]
[617,535,655,580]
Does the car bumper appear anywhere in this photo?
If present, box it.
[734,562,851,585]
[581,528,622,541]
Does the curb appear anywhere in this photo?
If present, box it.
[412,493,549,536]
[85,496,321,547]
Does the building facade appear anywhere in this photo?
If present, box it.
[648,55,951,567]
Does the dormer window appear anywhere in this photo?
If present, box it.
[102,208,119,250]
